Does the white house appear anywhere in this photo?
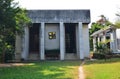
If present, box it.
[15,10,91,60]
[91,26,120,53]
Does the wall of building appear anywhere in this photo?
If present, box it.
[116,29,120,39]
[75,24,80,58]
[28,10,90,23]
[15,35,22,60]
[116,29,120,50]
[45,23,60,50]
[82,24,90,57]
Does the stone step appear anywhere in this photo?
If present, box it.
[65,53,78,60]
[28,53,39,60]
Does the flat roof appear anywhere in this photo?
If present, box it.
[27,10,91,23]
[91,26,115,37]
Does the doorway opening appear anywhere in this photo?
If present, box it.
[106,36,110,49]
[29,23,40,53]
[65,23,76,53]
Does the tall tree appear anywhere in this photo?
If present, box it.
[0,0,30,63]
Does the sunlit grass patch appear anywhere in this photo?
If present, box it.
[0,61,81,79]
[84,58,120,79]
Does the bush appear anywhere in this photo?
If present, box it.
[92,53,105,59]
[4,52,14,63]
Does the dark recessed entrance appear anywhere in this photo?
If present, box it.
[106,36,110,49]
[65,23,76,53]
[29,23,40,53]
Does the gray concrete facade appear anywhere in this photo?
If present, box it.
[27,10,90,23]
[15,10,91,60]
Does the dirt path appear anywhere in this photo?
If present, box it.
[79,61,85,79]
[0,63,28,67]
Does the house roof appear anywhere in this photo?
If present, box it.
[91,26,115,37]
[27,10,91,23]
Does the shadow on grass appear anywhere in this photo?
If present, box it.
[0,61,81,79]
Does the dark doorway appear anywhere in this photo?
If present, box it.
[29,23,40,53]
[106,36,110,49]
[65,23,76,53]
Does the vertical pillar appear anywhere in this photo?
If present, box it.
[103,32,106,42]
[113,29,117,52]
[110,30,115,52]
[114,30,118,50]
[22,26,29,60]
[78,22,84,59]
[97,36,100,43]
[93,36,96,52]
[15,34,22,60]
[60,22,65,60]
[40,22,45,60]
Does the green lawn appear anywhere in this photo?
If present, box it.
[84,58,120,79]
[0,61,81,79]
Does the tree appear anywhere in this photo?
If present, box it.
[0,0,30,63]
[90,15,112,35]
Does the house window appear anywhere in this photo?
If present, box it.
[48,32,56,39]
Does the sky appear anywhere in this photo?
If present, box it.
[14,0,120,23]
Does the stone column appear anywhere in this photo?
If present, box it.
[60,22,65,60]
[22,26,29,60]
[40,22,45,60]
[103,32,106,42]
[93,36,96,52]
[110,30,115,52]
[97,36,100,43]
[113,29,117,52]
[78,22,84,59]
[15,34,22,60]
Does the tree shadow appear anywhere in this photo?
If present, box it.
[0,60,81,79]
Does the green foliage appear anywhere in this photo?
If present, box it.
[89,15,112,35]
[95,40,111,54]
[93,40,112,59]
[115,20,120,28]
[89,23,102,35]
[89,22,104,50]
[0,0,31,62]
[89,22,102,50]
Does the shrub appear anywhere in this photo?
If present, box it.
[92,53,105,59]
[4,52,14,63]
[4,46,14,63]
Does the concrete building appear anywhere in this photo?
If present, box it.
[91,26,120,53]
[15,10,91,60]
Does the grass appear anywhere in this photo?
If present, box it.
[84,58,120,79]
[0,61,81,79]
